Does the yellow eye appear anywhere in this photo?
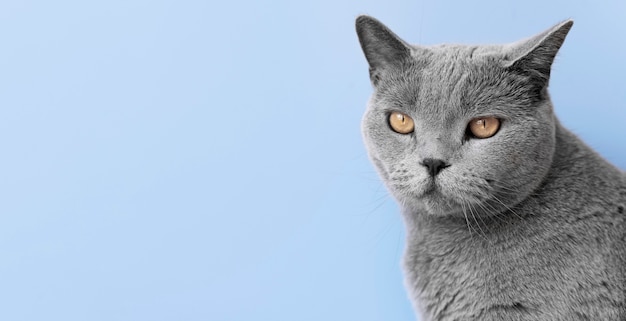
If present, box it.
[468,117,500,139]
[389,112,414,134]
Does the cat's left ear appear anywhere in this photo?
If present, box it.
[504,20,573,86]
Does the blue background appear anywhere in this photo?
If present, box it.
[1,1,624,320]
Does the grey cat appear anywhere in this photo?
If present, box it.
[356,15,626,320]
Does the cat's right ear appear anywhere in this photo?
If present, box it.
[356,15,411,86]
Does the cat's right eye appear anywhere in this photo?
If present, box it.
[389,112,414,134]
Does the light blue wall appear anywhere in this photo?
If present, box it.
[0,1,624,320]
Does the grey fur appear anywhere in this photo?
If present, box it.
[356,15,626,321]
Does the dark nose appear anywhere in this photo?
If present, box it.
[421,158,449,177]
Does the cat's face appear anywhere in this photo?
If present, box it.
[357,16,572,217]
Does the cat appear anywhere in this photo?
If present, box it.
[356,15,626,321]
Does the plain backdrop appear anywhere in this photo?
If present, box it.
[0,1,624,320]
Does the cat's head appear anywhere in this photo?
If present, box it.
[356,16,573,217]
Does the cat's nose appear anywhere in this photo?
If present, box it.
[420,158,450,177]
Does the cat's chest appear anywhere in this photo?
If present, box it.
[402,221,620,321]
[404,236,531,320]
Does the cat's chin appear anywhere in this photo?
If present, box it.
[396,188,465,217]
[419,193,464,216]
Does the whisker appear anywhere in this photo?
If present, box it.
[475,201,507,228]
[489,179,549,199]
[461,200,475,238]
[468,202,488,241]
[491,194,525,221]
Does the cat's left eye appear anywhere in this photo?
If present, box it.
[389,112,415,134]
[468,117,500,139]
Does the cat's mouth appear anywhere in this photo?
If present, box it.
[391,175,442,199]
[422,180,438,195]
[421,183,452,205]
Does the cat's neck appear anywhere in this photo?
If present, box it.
[544,120,623,197]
